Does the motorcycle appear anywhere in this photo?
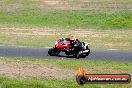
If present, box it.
[48,38,90,59]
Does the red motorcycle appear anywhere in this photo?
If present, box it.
[48,38,90,59]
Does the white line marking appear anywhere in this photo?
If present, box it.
[107,49,119,50]
[44,47,52,48]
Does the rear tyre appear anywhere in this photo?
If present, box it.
[76,51,82,59]
[86,48,90,56]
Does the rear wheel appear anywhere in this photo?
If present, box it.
[76,51,82,59]
[86,48,90,56]
[75,50,89,59]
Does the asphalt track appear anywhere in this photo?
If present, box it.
[0,46,132,62]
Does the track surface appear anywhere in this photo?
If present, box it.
[0,46,132,62]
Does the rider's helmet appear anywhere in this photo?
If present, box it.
[70,35,76,41]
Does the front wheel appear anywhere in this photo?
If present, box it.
[48,48,60,56]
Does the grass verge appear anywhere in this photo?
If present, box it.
[0,11,132,29]
[0,0,132,29]
[0,57,131,88]
[1,57,131,72]
[0,0,132,50]
[0,26,131,50]
[0,76,131,88]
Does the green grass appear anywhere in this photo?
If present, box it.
[0,0,132,50]
[1,57,132,73]
[0,34,55,47]
[0,76,131,88]
[0,57,132,88]
[15,58,132,72]
[0,0,132,29]
[0,11,132,29]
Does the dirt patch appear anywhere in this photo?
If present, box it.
[44,0,60,5]
[0,31,54,36]
[0,1,23,13]
[0,61,76,79]
[69,29,109,38]
[0,27,56,36]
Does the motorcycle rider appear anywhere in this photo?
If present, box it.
[70,35,77,49]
